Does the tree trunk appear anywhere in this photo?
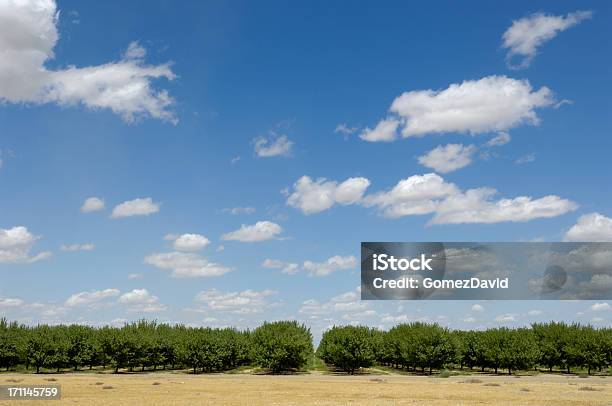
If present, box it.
[36,365,40,373]
[494,367,497,374]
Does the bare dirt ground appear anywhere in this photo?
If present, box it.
[0,372,610,405]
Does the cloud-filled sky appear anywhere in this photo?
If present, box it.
[0,0,610,339]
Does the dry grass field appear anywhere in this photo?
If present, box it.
[0,372,610,405]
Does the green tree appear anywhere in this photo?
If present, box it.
[251,321,313,373]
[317,326,378,374]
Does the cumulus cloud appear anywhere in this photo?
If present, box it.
[418,144,477,173]
[0,0,176,122]
[0,297,25,308]
[286,176,370,214]
[527,310,543,316]
[118,289,166,312]
[590,302,610,312]
[303,255,357,277]
[221,221,282,242]
[494,313,516,322]
[564,213,612,242]
[471,304,485,313]
[194,288,277,314]
[80,197,105,213]
[360,173,577,223]
[515,153,536,164]
[359,118,400,142]
[223,207,256,215]
[145,251,232,278]
[123,41,146,60]
[165,233,210,252]
[60,243,94,252]
[485,132,511,147]
[364,76,554,140]
[502,11,593,69]
[299,288,367,316]
[261,259,300,275]
[334,123,358,136]
[253,134,293,157]
[362,173,458,218]
[111,197,160,218]
[286,172,577,224]
[65,288,119,307]
[0,226,52,264]
[430,187,577,225]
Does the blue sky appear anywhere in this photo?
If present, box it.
[0,0,611,338]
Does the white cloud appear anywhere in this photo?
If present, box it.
[261,259,300,275]
[0,0,176,122]
[527,310,543,316]
[111,197,160,218]
[362,173,458,218]
[261,259,284,268]
[166,233,210,252]
[65,288,119,307]
[471,304,485,313]
[564,213,612,242]
[485,132,511,147]
[118,289,166,312]
[590,302,610,312]
[334,123,358,136]
[195,288,277,314]
[144,251,232,278]
[502,11,593,69]
[287,172,577,225]
[253,134,293,157]
[366,76,554,139]
[303,255,357,277]
[0,297,25,308]
[223,207,255,215]
[431,187,577,225]
[287,176,370,214]
[80,197,105,213]
[0,226,52,264]
[60,243,94,252]
[359,118,400,142]
[128,272,143,280]
[123,41,146,60]
[418,144,477,173]
[515,153,536,164]
[221,221,282,242]
[494,313,516,322]
[299,288,367,316]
